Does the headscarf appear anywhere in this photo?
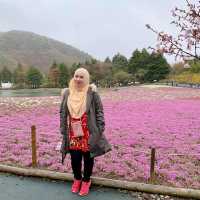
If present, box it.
[67,68,90,118]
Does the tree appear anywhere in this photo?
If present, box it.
[128,48,150,75]
[26,66,43,88]
[91,58,97,64]
[101,71,113,87]
[70,63,81,76]
[135,68,148,83]
[189,60,200,73]
[172,62,186,75]
[146,1,200,61]
[112,53,128,71]
[113,70,132,86]
[84,60,91,65]
[1,66,12,83]
[82,62,106,87]
[13,63,26,88]
[144,53,171,82]
[58,63,70,87]
[104,57,112,63]
[48,61,60,87]
[102,58,114,87]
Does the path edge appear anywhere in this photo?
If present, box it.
[0,164,199,199]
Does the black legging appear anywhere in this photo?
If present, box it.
[70,150,94,182]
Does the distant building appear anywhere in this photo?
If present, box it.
[1,82,13,89]
[183,63,190,69]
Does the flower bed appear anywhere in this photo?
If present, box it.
[1,86,200,189]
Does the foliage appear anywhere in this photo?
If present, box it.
[0,66,12,83]
[13,63,26,88]
[70,63,81,76]
[48,61,60,88]
[104,57,112,63]
[189,60,200,73]
[172,62,186,75]
[144,53,171,82]
[26,66,43,88]
[128,49,170,83]
[58,63,70,88]
[112,53,128,72]
[128,48,150,75]
[173,72,200,84]
[113,70,132,86]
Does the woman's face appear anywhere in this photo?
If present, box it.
[74,72,85,88]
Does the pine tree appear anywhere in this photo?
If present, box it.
[104,57,112,63]
[48,61,60,87]
[58,63,70,87]
[128,48,150,75]
[144,53,171,82]
[26,66,43,88]
[112,53,128,71]
[13,63,26,88]
[1,66,12,83]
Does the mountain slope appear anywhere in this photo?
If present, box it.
[0,30,92,73]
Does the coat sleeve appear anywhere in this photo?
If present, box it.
[59,89,68,135]
[93,92,105,134]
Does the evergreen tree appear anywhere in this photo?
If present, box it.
[58,63,70,87]
[128,48,150,75]
[84,60,91,65]
[102,62,113,87]
[144,53,171,82]
[48,61,60,87]
[1,66,12,83]
[91,59,97,64]
[112,53,128,71]
[70,63,81,76]
[135,68,148,83]
[104,57,112,63]
[13,63,26,88]
[26,66,43,88]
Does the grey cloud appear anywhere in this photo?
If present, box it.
[0,0,191,63]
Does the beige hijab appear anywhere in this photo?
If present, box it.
[67,68,90,118]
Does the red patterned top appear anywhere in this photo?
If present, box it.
[68,112,90,152]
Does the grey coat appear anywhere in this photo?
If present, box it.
[59,87,112,164]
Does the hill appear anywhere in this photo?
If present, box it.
[0,30,92,73]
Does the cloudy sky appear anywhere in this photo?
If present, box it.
[0,0,189,63]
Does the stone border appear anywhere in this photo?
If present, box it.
[0,164,200,199]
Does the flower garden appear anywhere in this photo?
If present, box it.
[0,85,200,189]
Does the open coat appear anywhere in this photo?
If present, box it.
[60,86,112,164]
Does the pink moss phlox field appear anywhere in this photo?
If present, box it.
[1,86,200,188]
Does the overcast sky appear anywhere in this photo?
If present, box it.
[0,0,190,63]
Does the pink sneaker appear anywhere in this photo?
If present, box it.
[71,179,82,193]
[79,180,91,196]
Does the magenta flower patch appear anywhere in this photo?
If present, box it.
[1,86,200,189]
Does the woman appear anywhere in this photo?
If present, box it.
[60,68,111,196]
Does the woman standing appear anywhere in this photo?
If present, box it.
[60,68,111,196]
